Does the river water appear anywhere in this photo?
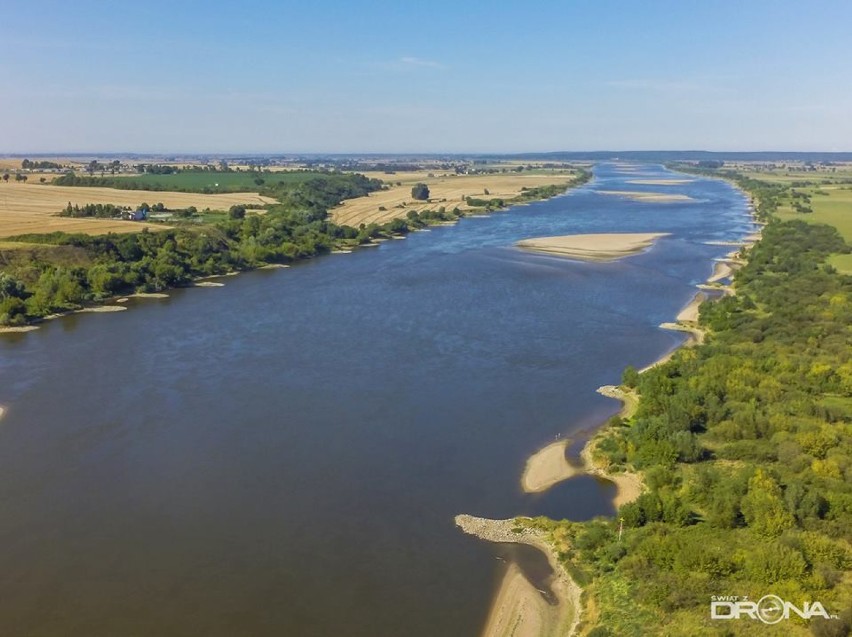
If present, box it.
[0,163,750,636]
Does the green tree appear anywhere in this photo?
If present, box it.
[741,469,795,537]
[411,183,430,201]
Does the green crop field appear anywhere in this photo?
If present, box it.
[774,183,852,273]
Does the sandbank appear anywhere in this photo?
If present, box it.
[704,240,746,247]
[76,305,127,313]
[0,405,4,421]
[579,438,643,509]
[707,261,735,283]
[130,292,169,299]
[516,233,670,262]
[597,190,695,203]
[521,439,578,493]
[455,515,581,637]
[0,325,40,333]
[625,179,694,186]
[193,281,225,288]
[675,292,705,323]
[660,321,706,344]
[521,386,642,506]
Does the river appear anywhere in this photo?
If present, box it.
[0,163,750,636]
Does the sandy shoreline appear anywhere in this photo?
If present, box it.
[707,260,735,283]
[521,439,578,493]
[597,190,695,203]
[516,233,670,262]
[455,515,581,637]
[675,291,704,322]
[0,324,40,333]
[472,170,761,637]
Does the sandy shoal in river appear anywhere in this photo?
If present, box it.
[521,440,579,493]
[456,515,581,637]
[625,179,695,186]
[597,190,695,202]
[516,233,670,262]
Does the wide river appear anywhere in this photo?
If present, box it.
[0,163,750,636]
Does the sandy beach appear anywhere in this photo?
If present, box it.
[521,440,578,493]
[521,385,642,507]
[516,233,669,262]
[76,305,127,313]
[707,261,735,283]
[579,439,643,510]
[455,515,581,637]
[597,190,694,203]
[675,291,705,322]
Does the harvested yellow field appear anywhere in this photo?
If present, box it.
[0,182,275,238]
[332,172,577,227]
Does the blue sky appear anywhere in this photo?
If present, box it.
[2,0,851,153]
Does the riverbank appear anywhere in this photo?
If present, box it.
[516,233,670,262]
[1,173,592,334]
[465,171,758,636]
[455,515,582,637]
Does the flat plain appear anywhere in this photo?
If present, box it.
[331,170,579,227]
[0,182,275,238]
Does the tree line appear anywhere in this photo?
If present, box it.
[527,176,852,635]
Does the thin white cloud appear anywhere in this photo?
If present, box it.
[605,78,705,92]
[399,56,443,69]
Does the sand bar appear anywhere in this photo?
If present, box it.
[579,440,643,510]
[597,190,694,203]
[625,179,694,186]
[76,305,127,313]
[455,515,581,637]
[516,232,670,262]
[521,386,642,506]
[129,292,169,299]
[707,261,735,283]
[0,405,5,421]
[481,564,555,637]
[521,439,578,493]
[676,292,705,322]
[0,325,39,333]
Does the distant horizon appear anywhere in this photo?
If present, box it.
[3,149,852,159]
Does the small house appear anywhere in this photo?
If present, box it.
[123,208,149,221]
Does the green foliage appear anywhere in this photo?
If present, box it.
[569,175,852,634]
[1,174,386,323]
[411,183,430,200]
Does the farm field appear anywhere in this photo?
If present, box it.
[331,171,578,227]
[88,170,330,193]
[0,182,274,238]
[743,165,852,274]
